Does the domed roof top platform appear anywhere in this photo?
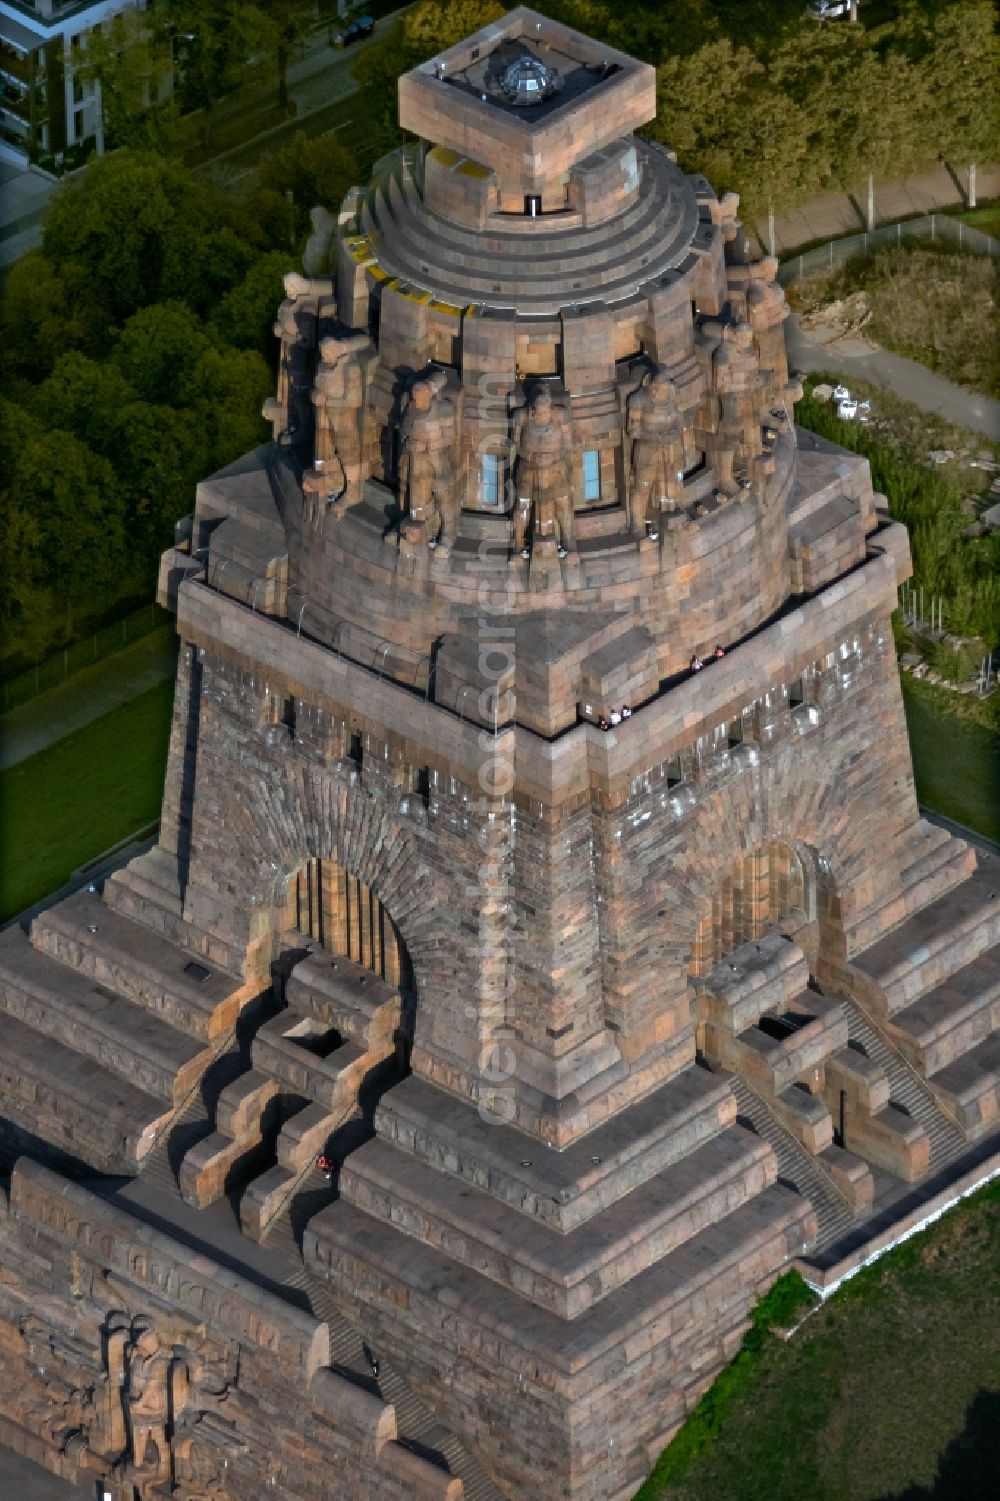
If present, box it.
[400,4,655,193]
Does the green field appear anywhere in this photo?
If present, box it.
[639,1179,1000,1501]
[902,676,1000,844]
[0,678,174,922]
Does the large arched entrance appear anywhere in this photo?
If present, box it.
[689,840,808,977]
[280,856,415,994]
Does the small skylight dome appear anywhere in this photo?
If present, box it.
[499,53,561,107]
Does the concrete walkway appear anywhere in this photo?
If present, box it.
[786,317,1000,441]
[0,629,177,771]
[759,163,1000,256]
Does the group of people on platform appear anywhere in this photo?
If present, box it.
[690,645,726,673]
[596,705,633,732]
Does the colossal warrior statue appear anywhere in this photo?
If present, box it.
[398,370,460,554]
[703,319,767,496]
[302,331,371,528]
[262,272,335,444]
[625,368,691,537]
[512,385,575,559]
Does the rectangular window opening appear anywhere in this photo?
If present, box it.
[481,452,501,507]
[667,756,683,788]
[582,449,601,502]
[789,677,806,709]
[728,718,744,748]
[524,194,542,217]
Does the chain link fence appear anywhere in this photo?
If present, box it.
[778,213,1000,286]
[1,602,171,713]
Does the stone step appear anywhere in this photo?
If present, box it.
[215,1067,282,1138]
[707,990,848,1096]
[925,1034,1000,1141]
[29,887,245,1040]
[102,845,246,979]
[846,822,976,956]
[178,1127,273,1209]
[277,1101,348,1173]
[728,1074,856,1248]
[251,1011,372,1109]
[888,950,1000,1077]
[838,997,968,1167]
[339,1125,776,1318]
[370,1065,739,1233]
[695,930,811,1035]
[286,950,401,1050]
[0,926,212,1104]
[852,861,1000,1019]
[0,1009,171,1173]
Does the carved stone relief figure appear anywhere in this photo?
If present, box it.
[262,273,336,445]
[302,332,371,529]
[512,385,575,561]
[398,370,460,555]
[625,368,690,538]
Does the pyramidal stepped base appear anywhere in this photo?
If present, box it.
[2,8,999,1499]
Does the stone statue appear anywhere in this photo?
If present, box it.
[398,370,460,555]
[121,1318,174,1485]
[711,320,765,495]
[302,332,371,529]
[625,367,689,537]
[262,272,336,445]
[746,256,800,409]
[302,205,338,277]
[512,385,575,560]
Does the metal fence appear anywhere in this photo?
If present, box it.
[778,213,1000,286]
[1,601,171,713]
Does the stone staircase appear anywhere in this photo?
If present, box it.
[838,997,968,1175]
[728,1074,856,1251]
[269,1217,503,1501]
[0,885,250,1174]
[846,856,1000,1140]
[178,945,402,1243]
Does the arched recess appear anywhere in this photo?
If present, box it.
[688,840,810,977]
[280,855,415,996]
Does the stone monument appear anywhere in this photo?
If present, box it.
[1,9,999,1500]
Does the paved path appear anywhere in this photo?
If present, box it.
[759,163,1000,256]
[0,629,177,771]
[786,317,1000,440]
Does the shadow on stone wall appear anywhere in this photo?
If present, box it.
[877,1389,1000,1500]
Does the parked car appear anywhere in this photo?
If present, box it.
[335,15,375,46]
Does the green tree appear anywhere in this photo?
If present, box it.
[161,0,274,143]
[110,401,209,554]
[75,5,174,152]
[42,152,251,323]
[211,251,289,357]
[253,132,359,246]
[2,404,128,633]
[112,301,214,405]
[910,0,1000,207]
[0,250,94,390]
[32,353,138,453]
[187,346,272,469]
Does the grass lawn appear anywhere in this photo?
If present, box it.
[902,676,1000,844]
[638,1179,1000,1501]
[0,679,174,923]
